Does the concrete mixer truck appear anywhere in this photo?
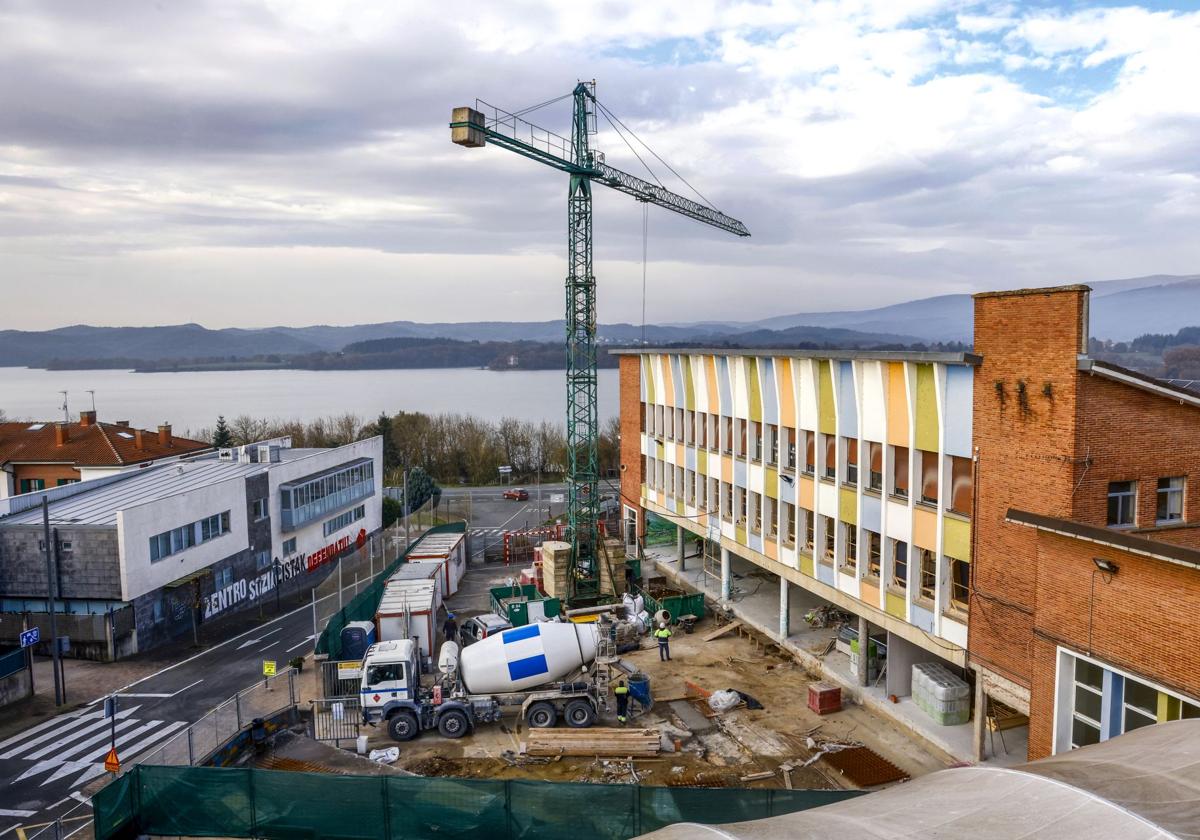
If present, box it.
[359,621,607,742]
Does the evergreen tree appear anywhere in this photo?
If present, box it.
[212,415,233,448]
[375,413,400,472]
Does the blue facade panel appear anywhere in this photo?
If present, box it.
[944,365,973,458]
[861,492,882,532]
[816,563,835,586]
[761,358,778,424]
[838,361,858,432]
[910,601,934,634]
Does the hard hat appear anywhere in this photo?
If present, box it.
[447,612,455,619]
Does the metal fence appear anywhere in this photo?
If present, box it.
[129,669,298,769]
[320,659,362,699]
[311,697,362,745]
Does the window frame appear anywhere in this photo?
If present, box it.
[1156,476,1185,524]
[1107,480,1137,527]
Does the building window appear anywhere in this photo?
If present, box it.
[804,508,814,549]
[215,566,234,590]
[149,510,229,563]
[892,540,908,588]
[821,516,835,562]
[868,442,883,492]
[949,456,972,516]
[842,525,857,572]
[251,497,269,521]
[866,531,881,577]
[722,482,733,521]
[279,458,375,532]
[844,438,858,487]
[891,446,909,499]
[948,556,969,611]
[1123,679,1158,734]
[786,428,797,471]
[736,419,746,458]
[738,487,747,525]
[919,450,939,505]
[686,469,696,506]
[823,434,837,481]
[255,550,272,571]
[323,504,366,537]
[640,402,647,433]
[1156,477,1185,524]
[696,412,706,448]
[56,478,79,487]
[655,405,664,438]
[708,477,718,514]
[918,549,937,601]
[152,596,165,624]
[750,421,762,461]
[676,408,684,442]
[283,537,297,557]
[1071,658,1104,749]
[767,424,779,466]
[1107,481,1136,527]
[684,410,694,445]
[723,416,733,454]
[766,496,777,537]
[783,501,796,544]
[19,478,46,494]
[804,431,816,475]
[708,414,719,452]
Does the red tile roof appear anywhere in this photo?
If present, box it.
[0,420,209,467]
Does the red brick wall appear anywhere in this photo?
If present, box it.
[1072,373,1200,548]
[1027,529,1200,759]
[618,355,646,538]
[13,463,80,490]
[970,286,1089,689]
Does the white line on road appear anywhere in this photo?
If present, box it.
[0,709,92,751]
[117,677,205,700]
[69,792,91,806]
[0,811,35,819]
[259,642,280,652]
[236,626,283,651]
[285,635,316,653]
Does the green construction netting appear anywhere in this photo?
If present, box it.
[316,522,466,661]
[643,512,678,547]
[94,766,863,840]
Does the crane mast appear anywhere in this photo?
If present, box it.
[451,82,748,603]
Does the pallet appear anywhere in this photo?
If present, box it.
[525,727,660,757]
[987,700,1029,732]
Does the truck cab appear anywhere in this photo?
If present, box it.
[360,639,474,742]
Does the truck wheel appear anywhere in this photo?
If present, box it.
[387,711,419,742]
[564,699,595,728]
[527,701,557,728]
[437,710,469,739]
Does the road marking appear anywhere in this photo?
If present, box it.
[26,716,140,762]
[235,626,283,650]
[69,792,91,806]
[0,813,34,820]
[0,710,91,751]
[286,635,316,653]
[0,708,138,760]
[117,677,204,700]
[259,642,280,652]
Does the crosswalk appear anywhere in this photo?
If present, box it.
[469,527,506,539]
[0,705,187,790]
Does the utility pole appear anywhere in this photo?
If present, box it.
[42,497,63,706]
[402,470,410,550]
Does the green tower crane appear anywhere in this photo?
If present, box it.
[451,82,749,603]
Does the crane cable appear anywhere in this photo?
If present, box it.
[641,202,649,346]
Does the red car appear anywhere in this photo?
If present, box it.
[503,488,529,501]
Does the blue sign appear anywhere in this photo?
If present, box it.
[19,627,39,648]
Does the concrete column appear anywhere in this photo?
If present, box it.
[973,668,987,763]
[720,546,731,602]
[778,576,789,640]
[676,527,685,570]
[857,615,870,687]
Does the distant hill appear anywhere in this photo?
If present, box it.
[1,273,1196,369]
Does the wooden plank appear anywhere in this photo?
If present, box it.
[526,728,660,757]
[702,619,743,642]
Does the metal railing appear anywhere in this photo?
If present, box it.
[311,697,362,745]
[129,669,297,769]
[0,647,26,679]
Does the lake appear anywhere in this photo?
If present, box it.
[0,367,620,436]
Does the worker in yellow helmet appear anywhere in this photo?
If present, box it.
[615,679,629,724]
[653,623,673,661]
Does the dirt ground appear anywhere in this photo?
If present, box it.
[343,616,955,790]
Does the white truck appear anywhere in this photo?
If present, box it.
[360,621,606,741]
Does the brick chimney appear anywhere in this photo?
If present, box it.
[79,410,97,427]
[115,420,130,427]
[54,422,70,446]
[158,424,172,446]
[134,429,145,450]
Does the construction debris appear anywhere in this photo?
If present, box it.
[738,770,776,782]
[702,620,743,642]
[526,727,660,758]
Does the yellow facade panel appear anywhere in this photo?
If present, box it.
[800,552,814,577]
[943,516,970,560]
[885,591,906,619]
[914,363,938,453]
[818,360,836,435]
[839,487,857,525]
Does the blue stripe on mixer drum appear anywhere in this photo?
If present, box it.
[502,625,540,644]
[507,654,549,682]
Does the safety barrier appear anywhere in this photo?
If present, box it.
[0,646,25,679]
[94,764,863,840]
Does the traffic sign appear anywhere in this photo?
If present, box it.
[263,660,277,677]
[550,493,565,503]
[498,465,512,474]
[103,747,120,773]
[19,627,39,648]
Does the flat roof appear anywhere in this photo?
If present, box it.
[608,348,980,365]
[1079,357,1200,409]
[0,446,340,527]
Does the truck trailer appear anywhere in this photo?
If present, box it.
[360,621,606,741]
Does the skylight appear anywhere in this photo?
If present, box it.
[26,423,45,431]
[117,431,134,439]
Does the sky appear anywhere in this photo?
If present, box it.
[1,0,1198,330]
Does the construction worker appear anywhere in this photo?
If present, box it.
[442,612,458,644]
[654,623,673,661]
[614,679,629,724]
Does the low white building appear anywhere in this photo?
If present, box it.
[0,436,383,659]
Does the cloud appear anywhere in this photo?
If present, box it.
[0,0,1198,329]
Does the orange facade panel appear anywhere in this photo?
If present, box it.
[887,361,909,448]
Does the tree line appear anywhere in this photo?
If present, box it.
[197,411,621,487]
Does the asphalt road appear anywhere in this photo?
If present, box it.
[0,489,566,837]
